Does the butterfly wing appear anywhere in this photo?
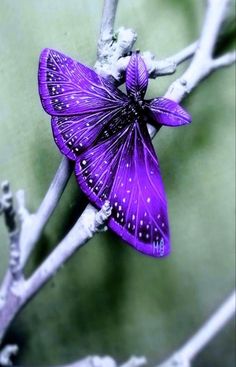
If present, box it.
[145,97,191,127]
[38,48,129,159]
[38,48,170,257]
[51,108,122,160]
[126,52,148,100]
[38,48,128,116]
[75,116,170,257]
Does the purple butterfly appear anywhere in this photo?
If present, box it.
[38,49,191,258]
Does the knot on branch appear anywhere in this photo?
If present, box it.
[0,181,16,233]
[85,201,112,235]
[95,200,112,230]
[96,27,137,79]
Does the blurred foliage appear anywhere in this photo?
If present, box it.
[0,0,235,366]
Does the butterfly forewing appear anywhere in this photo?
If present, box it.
[145,97,191,127]
[38,48,128,116]
[126,52,148,100]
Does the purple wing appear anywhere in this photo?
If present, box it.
[51,108,122,160]
[126,52,148,100]
[146,97,192,127]
[75,118,170,258]
[38,48,128,116]
[38,48,129,160]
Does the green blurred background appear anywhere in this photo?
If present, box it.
[0,0,235,366]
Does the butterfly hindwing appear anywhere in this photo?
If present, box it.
[110,121,170,257]
[51,108,122,160]
[75,115,170,257]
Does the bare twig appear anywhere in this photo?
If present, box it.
[158,291,236,367]
[115,41,198,80]
[8,231,22,282]
[95,0,136,78]
[178,290,236,361]
[0,344,18,366]
[165,0,233,102]
[22,201,112,303]
[148,0,235,138]
[15,190,30,223]
[211,50,236,70]
[0,202,112,340]
[62,356,117,367]
[98,0,234,82]
[22,156,73,265]
[98,0,119,52]
[170,41,198,66]
[57,288,235,367]
[95,26,137,78]
[0,182,21,283]
[0,157,72,302]
[121,356,147,367]
[58,355,146,367]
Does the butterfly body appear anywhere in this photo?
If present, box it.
[38,48,191,257]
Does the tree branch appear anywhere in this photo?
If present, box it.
[22,201,112,303]
[165,0,233,102]
[95,0,137,78]
[21,156,73,266]
[0,202,112,341]
[158,290,236,367]
[0,157,72,302]
[0,344,18,366]
[58,355,146,367]
[148,0,235,138]
[170,41,198,66]
[0,182,21,283]
[97,0,119,52]
[211,50,236,70]
[115,41,198,80]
